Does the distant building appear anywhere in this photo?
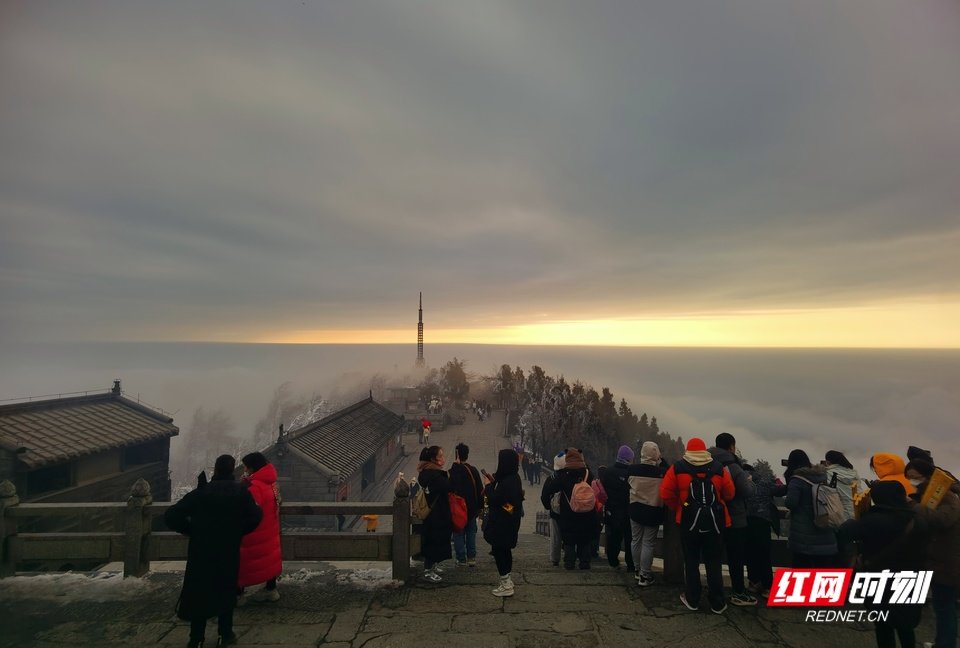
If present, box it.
[0,380,178,530]
[260,395,405,530]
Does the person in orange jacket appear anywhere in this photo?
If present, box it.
[362,514,379,532]
[870,452,916,498]
[660,437,735,615]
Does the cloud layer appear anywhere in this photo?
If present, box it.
[2,1,958,342]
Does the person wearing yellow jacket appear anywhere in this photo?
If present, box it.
[362,514,379,532]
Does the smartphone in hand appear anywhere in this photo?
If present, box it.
[481,468,492,482]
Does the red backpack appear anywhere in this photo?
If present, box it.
[448,492,468,532]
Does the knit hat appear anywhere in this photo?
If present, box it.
[686,438,707,452]
[907,446,932,462]
[616,445,635,464]
[553,450,566,472]
[564,448,586,471]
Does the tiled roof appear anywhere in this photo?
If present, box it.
[285,396,404,477]
[0,392,179,469]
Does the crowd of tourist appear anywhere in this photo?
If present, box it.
[163,431,958,648]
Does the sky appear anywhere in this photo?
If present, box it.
[2,1,959,347]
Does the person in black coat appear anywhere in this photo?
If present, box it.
[840,481,929,648]
[448,442,484,566]
[165,455,263,648]
[483,448,524,597]
[542,448,597,570]
[417,445,452,582]
[601,445,636,572]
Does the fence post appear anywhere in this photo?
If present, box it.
[123,478,152,578]
[391,483,411,584]
[0,480,19,577]
[661,513,684,584]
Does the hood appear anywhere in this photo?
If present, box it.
[640,442,661,465]
[709,447,738,466]
[826,465,859,484]
[871,453,916,495]
[794,464,828,481]
[872,453,906,480]
[247,463,278,485]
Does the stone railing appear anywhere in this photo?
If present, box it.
[0,479,413,582]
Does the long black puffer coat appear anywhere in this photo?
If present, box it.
[164,477,262,621]
[418,467,453,563]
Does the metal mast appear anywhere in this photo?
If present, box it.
[416,292,425,367]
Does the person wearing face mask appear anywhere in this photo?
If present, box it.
[869,453,916,498]
[906,458,960,648]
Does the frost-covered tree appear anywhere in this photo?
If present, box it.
[439,357,469,402]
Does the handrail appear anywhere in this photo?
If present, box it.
[0,478,413,581]
[7,501,398,518]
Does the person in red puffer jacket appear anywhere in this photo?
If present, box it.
[661,438,735,615]
[237,452,283,604]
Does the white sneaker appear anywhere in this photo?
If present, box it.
[253,588,280,602]
[422,569,442,583]
[492,578,514,597]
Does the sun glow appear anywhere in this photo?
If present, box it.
[254,301,960,348]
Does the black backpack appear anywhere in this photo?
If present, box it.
[678,461,725,534]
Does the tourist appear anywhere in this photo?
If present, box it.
[841,481,929,648]
[543,448,598,570]
[823,450,859,520]
[709,433,757,606]
[361,513,379,532]
[743,461,779,598]
[661,437,735,614]
[449,442,484,567]
[628,441,666,587]
[870,452,916,498]
[784,449,838,567]
[165,454,262,648]
[417,445,452,582]
[601,445,636,573]
[482,448,525,597]
[540,451,566,566]
[907,458,959,648]
[237,452,283,605]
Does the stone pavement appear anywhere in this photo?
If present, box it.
[0,533,944,647]
[361,409,540,534]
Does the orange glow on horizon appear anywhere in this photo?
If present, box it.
[247,301,960,348]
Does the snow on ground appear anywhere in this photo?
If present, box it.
[335,568,401,590]
[0,571,158,602]
[279,567,329,583]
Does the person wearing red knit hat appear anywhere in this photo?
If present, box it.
[660,438,735,614]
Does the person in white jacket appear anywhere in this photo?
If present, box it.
[823,450,859,520]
